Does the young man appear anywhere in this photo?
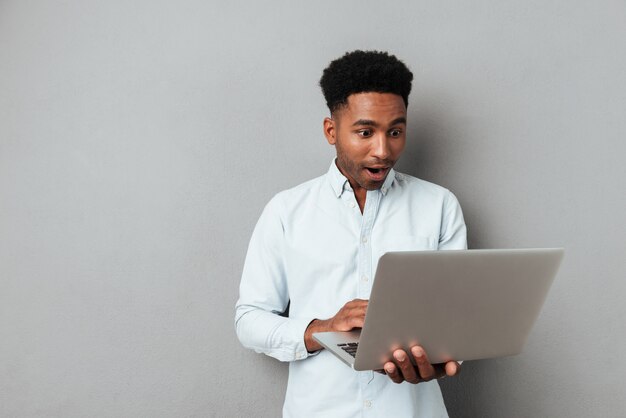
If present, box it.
[235,50,467,417]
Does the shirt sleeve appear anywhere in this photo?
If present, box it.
[438,190,468,250]
[234,196,313,362]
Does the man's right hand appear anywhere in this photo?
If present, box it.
[304,299,368,352]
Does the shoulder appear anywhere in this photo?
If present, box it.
[393,171,455,199]
[264,173,328,216]
[392,171,463,215]
[277,173,326,200]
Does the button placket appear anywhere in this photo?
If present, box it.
[357,190,382,403]
[357,192,377,300]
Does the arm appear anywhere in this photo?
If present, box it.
[234,197,312,362]
[438,190,467,250]
[235,197,370,359]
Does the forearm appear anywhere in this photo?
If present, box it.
[235,305,313,362]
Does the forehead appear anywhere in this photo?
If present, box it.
[338,92,407,123]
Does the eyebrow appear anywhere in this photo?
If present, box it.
[352,117,407,127]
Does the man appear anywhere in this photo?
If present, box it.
[235,50,467,417]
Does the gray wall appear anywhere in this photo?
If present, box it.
[1,1,624,417]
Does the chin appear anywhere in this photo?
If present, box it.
[361,180,385,190]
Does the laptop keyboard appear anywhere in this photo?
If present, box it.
[338,342,358,358]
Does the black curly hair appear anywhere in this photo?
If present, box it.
[319,50,414,114]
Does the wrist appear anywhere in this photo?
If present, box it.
[304,318,331,352]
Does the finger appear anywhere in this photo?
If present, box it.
[349,304,368,317]
[348,299,369,307]
[346,308,367,326]
[445,361,460,377]
[349,304,368,316]
[333,303,368,330]
[384,361,404,384]
[411,346,436,381]
[347,307,368,328]
[393,349,420,384]
[349,316,365,328]
[341,303,366,317]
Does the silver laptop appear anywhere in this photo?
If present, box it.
[313,248,564,371]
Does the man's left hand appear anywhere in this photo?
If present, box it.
[382,345,460,384]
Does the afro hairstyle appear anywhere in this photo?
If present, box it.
[319,50,413,114]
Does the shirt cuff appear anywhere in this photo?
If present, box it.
[291,317,319,360]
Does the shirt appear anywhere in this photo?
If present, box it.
[235,159,467,417]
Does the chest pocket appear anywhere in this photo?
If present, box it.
[385,235,437,252]
[373,235,438,267]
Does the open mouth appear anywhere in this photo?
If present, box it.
[364,166,389,180]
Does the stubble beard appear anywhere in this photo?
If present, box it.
[336,150,386,191]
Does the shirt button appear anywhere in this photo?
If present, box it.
[382,187,387,194]
[349,201,356,208]
[362,237,368,244]
[364,400,372,409]
[361,275,369,282]
[295,352,303,359]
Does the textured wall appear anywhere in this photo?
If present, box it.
[1,1,625,417]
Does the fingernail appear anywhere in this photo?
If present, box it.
[451,364,458,375]
[412,347,423,358]
[385,365,393,374]
[394,351,406,361]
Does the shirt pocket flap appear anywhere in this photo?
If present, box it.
[384,235,438,252]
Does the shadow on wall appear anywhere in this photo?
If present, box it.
[396,97,482,251]
[395,104,449,183]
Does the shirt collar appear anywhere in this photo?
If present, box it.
[327,159,396,198]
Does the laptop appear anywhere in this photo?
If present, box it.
[313,248,564,371]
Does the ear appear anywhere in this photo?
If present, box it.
[323,117,336,145]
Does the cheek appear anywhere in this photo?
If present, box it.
[391,139,406,156]
[340,139,369,160]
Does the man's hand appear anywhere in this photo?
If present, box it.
[304,299,368,352]
[382,345,460,384]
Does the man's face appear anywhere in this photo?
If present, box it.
[324,92,407,191]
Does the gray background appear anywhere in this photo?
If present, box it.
[1,1,625,417]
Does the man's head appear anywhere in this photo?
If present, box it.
[320,50,414,192]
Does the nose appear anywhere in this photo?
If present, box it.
[371,133,391,160]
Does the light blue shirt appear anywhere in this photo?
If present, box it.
[235,160,467,417]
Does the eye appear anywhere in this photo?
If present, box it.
[357,129,373,138]
[389,129,403,138]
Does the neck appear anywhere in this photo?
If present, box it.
[335,160,368,213]
[353,186,367,214]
